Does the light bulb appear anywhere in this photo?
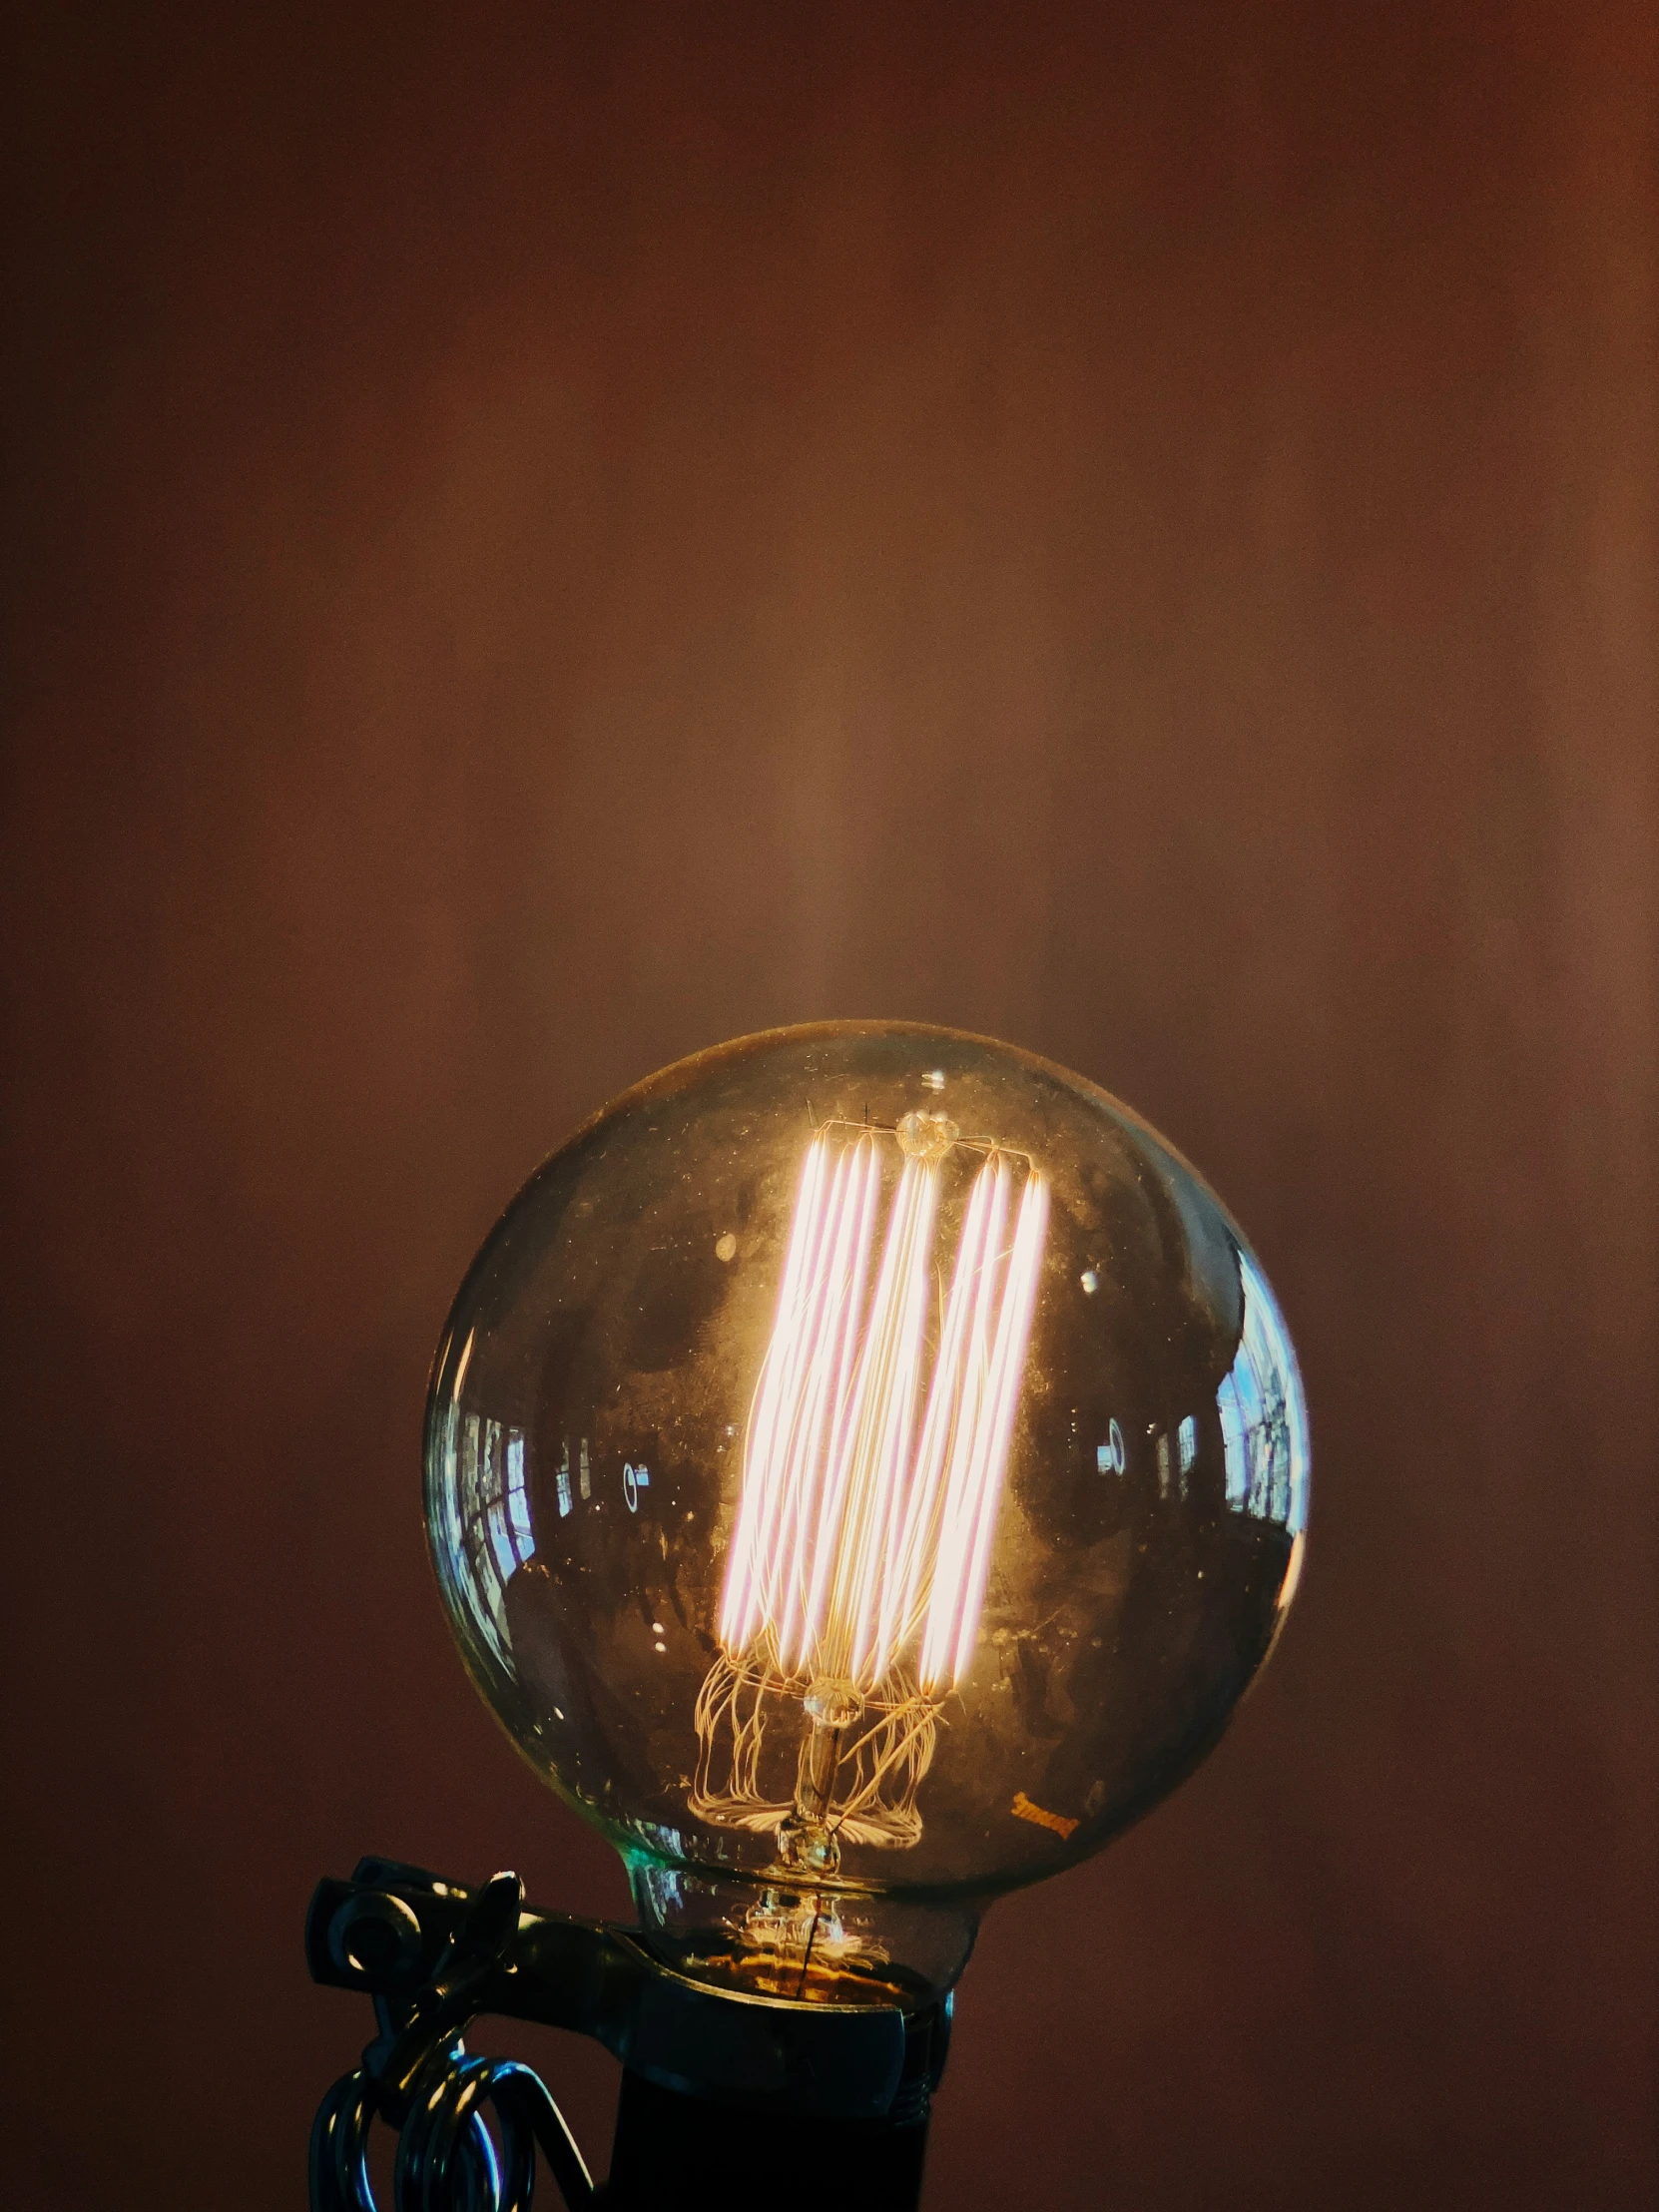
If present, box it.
[424,1023,1308,2009]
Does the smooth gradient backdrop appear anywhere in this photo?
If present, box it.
[4,5,1656,2206]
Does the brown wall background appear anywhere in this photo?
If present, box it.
[4,4,1655,2205]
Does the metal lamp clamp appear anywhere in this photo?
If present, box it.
[306,1859,951,2211]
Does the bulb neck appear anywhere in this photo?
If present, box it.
[629,1857,979,2009]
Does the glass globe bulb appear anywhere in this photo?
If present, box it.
[424,1023,1308,2008]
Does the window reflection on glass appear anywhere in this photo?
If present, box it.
[507,1430,532,1553]
[1177,1414,1196,1477]
[433,1410,537,1663]
[1218,1250,1309,1533]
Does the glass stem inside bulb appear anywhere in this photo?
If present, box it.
[775,1679,862,1877]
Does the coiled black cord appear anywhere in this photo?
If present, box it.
[310,2046,594,2211]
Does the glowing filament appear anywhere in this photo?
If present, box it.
[718,1129,1049,1696]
